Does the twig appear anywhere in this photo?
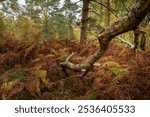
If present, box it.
[121,0,129,13]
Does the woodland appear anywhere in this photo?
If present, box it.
[0,0,150,100]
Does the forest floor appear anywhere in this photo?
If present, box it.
[0,38,150,100]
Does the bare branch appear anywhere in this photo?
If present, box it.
[115,37,134,49]
[89,9,102,17]
[66,52,77,62]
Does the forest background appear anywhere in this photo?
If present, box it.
[0,0,150,100]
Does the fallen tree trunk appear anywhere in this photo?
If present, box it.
[60,0,150,75]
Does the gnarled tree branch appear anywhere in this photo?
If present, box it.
[60,0,150,76]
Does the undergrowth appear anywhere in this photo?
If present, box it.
[0,38,150,99]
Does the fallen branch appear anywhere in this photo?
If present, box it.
[60,48,104,72]
[60,48,107,78]
[116,36,134,49]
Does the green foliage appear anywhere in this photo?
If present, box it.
[2,79,19,91]
[113,0,136,16]
[0,0,149,45]
[109,67,125,75]
[35,69,47,83]
[0,70,25,88]
[16,16,40,39]
[0,0,20,16]
[2,15,39,39]
[44,14,69,39]
[102,61,125,76]
[24,0,77,40]
[0,13,5,37]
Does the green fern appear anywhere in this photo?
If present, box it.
[109,67,124,75]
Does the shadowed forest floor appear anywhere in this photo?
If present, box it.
[0,38,150,99]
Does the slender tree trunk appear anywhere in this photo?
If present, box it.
[0,17,5,38]
[61,0,150,73]
[80,0,90,44]
[99,0,103,26]
[106,0,110,26]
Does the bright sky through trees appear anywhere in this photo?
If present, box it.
[18,0,79,5]
[18,0,25,5]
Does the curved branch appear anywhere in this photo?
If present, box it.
[60,48,105,72]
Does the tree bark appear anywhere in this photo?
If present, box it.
[80,0,90,44]
[60,0,150,74]
[106,0,110,26]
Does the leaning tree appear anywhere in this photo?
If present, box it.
[60,0,150,77]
